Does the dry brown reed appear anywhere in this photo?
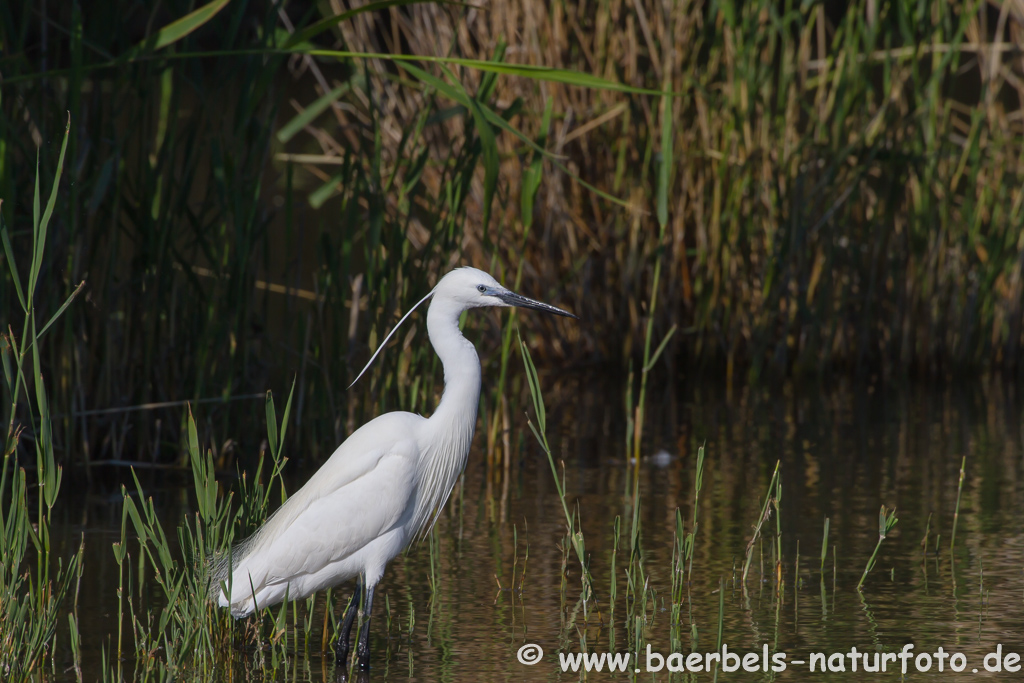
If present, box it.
[288,0,1024,381]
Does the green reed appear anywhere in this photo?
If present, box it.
[625,88,677,499]
[109,383,295,680]
[741,461,781,586]
[857,505,899,591]
[0,118,84,681]
[518,333,593,607]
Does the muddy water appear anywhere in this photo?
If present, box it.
[52,377,1024,681]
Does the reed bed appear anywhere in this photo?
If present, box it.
[2,0,1024,472]
[291,0,1024,384]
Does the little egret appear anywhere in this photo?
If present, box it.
[214,266,575,670]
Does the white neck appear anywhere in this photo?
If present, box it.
[426,298,481,429]
[408,296,481,539]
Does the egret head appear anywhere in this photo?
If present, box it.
[435,266,577,318]
[349,266,575,388]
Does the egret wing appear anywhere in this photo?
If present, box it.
[257,447,418,581]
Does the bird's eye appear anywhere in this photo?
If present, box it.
[477,285,487,293]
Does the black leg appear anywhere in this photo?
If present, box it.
[356,582,375,670]
[334,577,362,666]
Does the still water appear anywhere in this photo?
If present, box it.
[52,376,1024,680]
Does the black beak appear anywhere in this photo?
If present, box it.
[497,290,578,319]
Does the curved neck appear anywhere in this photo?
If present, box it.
[426,298,481,425]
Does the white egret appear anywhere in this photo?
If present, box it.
[213,266,575,670]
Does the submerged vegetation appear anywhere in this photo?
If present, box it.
[1,0,1023,680]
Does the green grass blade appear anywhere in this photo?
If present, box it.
[30,115,70,302]
[266,390,279,460]
[517,335,545,435]
[278,376,297,449]
[29,280,85,349]
[657,93,673,227]
[642,324,677,372]
[401,63,499,230]
[30,151,40,297]
[0,214,26,311]
[121,0,231,59]
[308,50,675,96]
[187,405,200,461]
[277,83,351,143]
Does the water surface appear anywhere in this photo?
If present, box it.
[53,377,1024,680]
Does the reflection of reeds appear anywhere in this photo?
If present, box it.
[950,456,967,553]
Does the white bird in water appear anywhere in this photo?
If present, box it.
[214,266,575,670]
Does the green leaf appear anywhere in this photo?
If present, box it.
[120,0,232,61]
[308,171,344,209]
[30,115,70,303]
[0,217,26,311]
[521,98,553,230]
[642,324,677,372]
[266,390,279,459]
[123,493,147,542]
[277,82,351,143]
[517,336,546,435]
[29,152,40,300]
[657,93,673,227]
[403,63,499,232]
[278,376,297,450]
[308,49,674,96]
[27,280,85,352]
[187,405,200,460]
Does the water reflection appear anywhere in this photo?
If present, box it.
[53,377,1024,680]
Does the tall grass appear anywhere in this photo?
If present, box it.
[0,118,83,681]
[1,0,295,469]
[108,386,295,680]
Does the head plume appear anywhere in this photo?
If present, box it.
[348,286,435,389]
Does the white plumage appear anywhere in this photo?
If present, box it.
[212,266,574,670]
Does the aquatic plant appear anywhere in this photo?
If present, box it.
[857,505,899,590]
[519,333,593,607]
